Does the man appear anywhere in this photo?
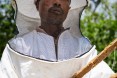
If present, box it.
[0,0,114,78]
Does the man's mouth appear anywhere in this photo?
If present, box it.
[48,7,64,15]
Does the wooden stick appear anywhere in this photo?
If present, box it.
[110,73,117,78]
[72,39,117,78]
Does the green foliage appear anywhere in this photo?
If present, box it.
[0,4,16,57]
[81,13,117,72]
[81,12,117,51]
[81,0,117,72]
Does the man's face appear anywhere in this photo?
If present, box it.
[36,0,70,25]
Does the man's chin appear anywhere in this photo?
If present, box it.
[47,19,63,25]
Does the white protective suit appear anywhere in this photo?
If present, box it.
[0,0,114,78]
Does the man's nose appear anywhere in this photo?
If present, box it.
[53,0,61,7]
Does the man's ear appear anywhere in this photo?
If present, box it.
[35,0,40,10]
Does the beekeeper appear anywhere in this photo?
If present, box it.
[0,0,114,78]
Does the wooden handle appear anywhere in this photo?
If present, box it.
[72,39,117,78]
[110,73,117,78]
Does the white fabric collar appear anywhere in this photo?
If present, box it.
[9,30,92,61]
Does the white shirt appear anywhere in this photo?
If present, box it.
[0,30,114,78]
[9,30,92,61]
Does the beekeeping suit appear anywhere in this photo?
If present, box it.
[0,0,114,78]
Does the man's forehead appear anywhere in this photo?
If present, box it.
[35,0,71,4]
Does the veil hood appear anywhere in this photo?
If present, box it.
[11,0,89,37]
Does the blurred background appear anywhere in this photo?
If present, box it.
[0,0,117,72]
